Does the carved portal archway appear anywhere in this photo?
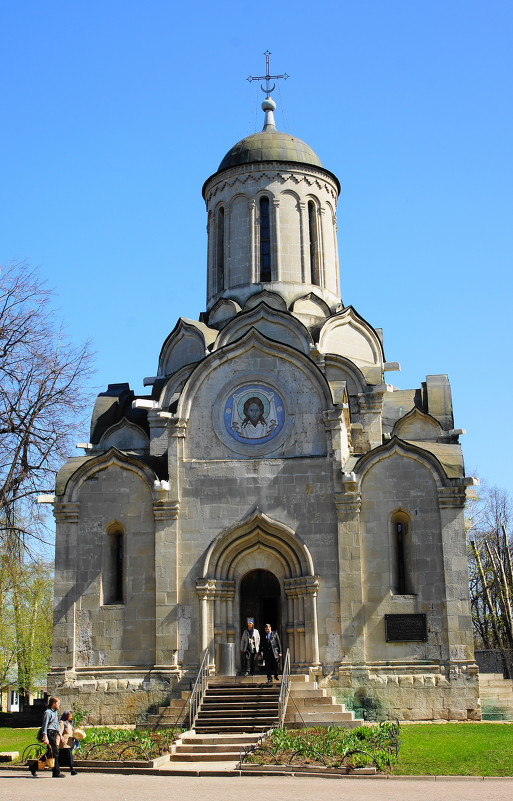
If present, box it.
[197,509,320,670]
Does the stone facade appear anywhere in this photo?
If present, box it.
[48,97,479,723]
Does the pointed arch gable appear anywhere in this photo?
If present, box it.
[202,508,315,581]
[207,298,242,328]
[354,436,451,487]
[98,419,150,451]
[243,290,287,312]
[393,407,443,441]
[214,302,313,354]
[158,318,218,377]
[324,353,367,397]
[290,292,330,322]
[317,306,385,366]
[177,327,333,420]
[59,447,159,502]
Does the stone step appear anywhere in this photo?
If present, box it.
[195,725,270,734]
[289,687,328,698]
[180,733,260,745]
[204,686,280,694]
[175,743,241,754]
[196,717,276,726]
[171,751,241,761]
[285,712,363,726]
[290,695,336,706]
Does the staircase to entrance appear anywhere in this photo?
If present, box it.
[147,674,364,762]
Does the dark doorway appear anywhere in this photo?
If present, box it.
[240,569,281,642]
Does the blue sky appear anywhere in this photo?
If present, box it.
[1,1,512,493]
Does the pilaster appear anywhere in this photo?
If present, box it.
[53,501,80,670]
[437,485,475,663]
[153,487,180,668]
[334,481,365,664]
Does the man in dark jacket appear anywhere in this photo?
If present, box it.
[260,623,282,683]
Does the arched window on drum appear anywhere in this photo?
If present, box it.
[259,197,271,282]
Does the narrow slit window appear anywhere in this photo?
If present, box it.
[216,207,225,292]
[104,529,124,604]
[396,521,406,595]
[260,197,271,281]
[308,201,319,284]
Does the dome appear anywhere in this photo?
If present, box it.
[218,129,323,171]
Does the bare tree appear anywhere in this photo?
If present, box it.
[0,261,93,700]
[0,261,94,551]
[467,483,513,676]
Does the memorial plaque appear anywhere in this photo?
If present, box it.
[385,613,427,642]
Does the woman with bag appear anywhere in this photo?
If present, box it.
[29,696,64,777]
[58,711,78,775]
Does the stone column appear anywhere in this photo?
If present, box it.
[196,579,216,659]
[206,209,214,303]
[323,407,350,473]
[333,215,340,298]
[224,582,236,643]
[271,198,281,281]
[334,483,365,665]
[304,577,321,666]
[248,199,256,283]
[318,206,326,288]
[286,593,295,663]
[358,390,385,451]
[298,200,308,283]
[224,206,231,289]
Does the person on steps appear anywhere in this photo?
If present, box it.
[260,623,282,683]
[240,620,260,675]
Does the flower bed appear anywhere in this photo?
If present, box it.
[242,722,400,772]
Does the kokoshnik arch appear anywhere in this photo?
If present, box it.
[47,60,480,723]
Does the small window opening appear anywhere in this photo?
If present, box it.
[104,529,123,604]
[396,522,406,595]
[216,207,225,292]
[308,201,319,284]
[259,197,271,281]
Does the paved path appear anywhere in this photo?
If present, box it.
[2,770,513,801]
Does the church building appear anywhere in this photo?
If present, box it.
[48,72,480,723]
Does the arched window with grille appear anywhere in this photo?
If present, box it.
[103,524,124,605]
[216,206,225,292]
[259,196,271,281]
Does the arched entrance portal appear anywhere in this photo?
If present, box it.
[240,569,281,638]
[197,509,320,671]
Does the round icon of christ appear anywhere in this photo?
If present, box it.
[223,385,285,444]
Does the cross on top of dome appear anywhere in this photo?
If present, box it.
[246,50,289,98]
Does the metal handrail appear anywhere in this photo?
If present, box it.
[189,648,210,730]
[278,648,291,728]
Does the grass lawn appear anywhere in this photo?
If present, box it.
[1,723,512,775]
[0,728,39,761]
[392,723,513,776]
